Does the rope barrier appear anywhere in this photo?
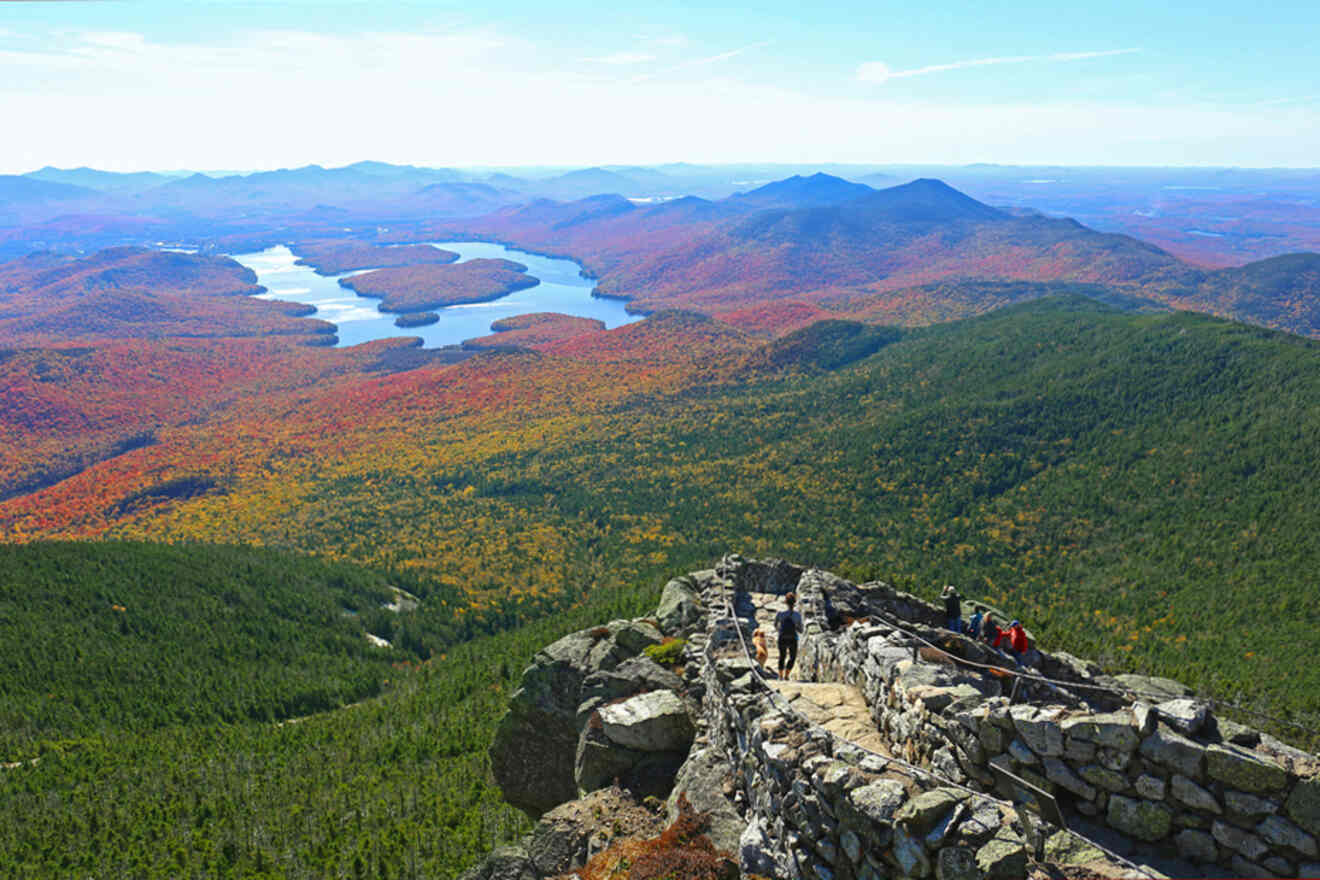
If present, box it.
[709,586,1163,880]
[850,604,1320,740]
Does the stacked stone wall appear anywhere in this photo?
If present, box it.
[713,556,1320,878]
[692,610,1044,880]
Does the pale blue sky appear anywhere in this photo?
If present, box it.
[1,0,1316,171]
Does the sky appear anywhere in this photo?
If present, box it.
[1,0,1318,173]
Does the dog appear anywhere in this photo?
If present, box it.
[752,628,769,667]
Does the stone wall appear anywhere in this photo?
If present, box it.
[475,555,1320,880]
[714,556,1320,878]
[693,611,1051,880]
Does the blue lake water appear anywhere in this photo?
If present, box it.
[231,241,640,349]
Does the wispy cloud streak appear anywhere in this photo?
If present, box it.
[627,40,771,84]
[858,48,1140,83]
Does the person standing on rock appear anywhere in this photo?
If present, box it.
[775,592,803,679]
[941,585,962,633]
[966,605,984,639]
[1007,620,1030,663]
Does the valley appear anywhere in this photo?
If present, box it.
[4,160,1320,878]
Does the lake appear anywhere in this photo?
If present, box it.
[231,241,640,348]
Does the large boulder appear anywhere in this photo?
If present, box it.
[599,690,694,752]
[666,747,746,853]
[456,845,536,880]
[576,656,683,727]
[525,787,667,876]
[575,690,693,799]
[490,619,663,816]
[656,577,705,635]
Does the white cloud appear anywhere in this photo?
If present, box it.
[0,30,1314,170]
[858,48,1140,83]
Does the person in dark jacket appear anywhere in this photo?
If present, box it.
[982,614,1005,650]
[941,585,962,633]
[775,592,804,679]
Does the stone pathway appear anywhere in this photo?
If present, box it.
[769,681,891,756]
[746,590,892,757]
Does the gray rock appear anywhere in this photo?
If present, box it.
[599,690,694,752]
[1007,739,1038,765]
[1205,743,1288,794]
[1155,699,1210,736]
[1265,856,1294,876]
[740,816,783,877]
[491,619,662,816]
[979,724,1006,756]
[1043,758,1097,800]
[1139,724,1206,780]
[975,835,1027,879]
[925,803,966,850]
[1170,774,1221,814]
[1212,717,1260,747]
[1174,828,1218,863]
[1114,674,1190,702]
[1211,819,1269,861]
[574,722,686,800]
[577,655,683,727]
[1010,705,1065,757]
[457,844,536,880]
[1230,855,1271,878]
[1257,814,1319,858]
[1060,711,1140,752]
[892,827,932,878]
[1063,737,1097,763]
[1106,795,1173,842]
[897,789,967,836]
[849,779,909,826]
[950,800,1002,848]
[935,847,979,880]
[841,829,862,864]
[656,577,704,635]
[1079,764,1129,794]
[666,748,746,854]
[1042,830,1106,865]
[1286,777,1320,836]
[1135,774,1166,800]
[1225,789,1277,819]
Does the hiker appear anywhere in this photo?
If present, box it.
[775,592,804,679]
[982,614,1006,651]
[941,585,962,633]
[820,589,844,631]
[1006,619,1030,663]
[965,605,984,639]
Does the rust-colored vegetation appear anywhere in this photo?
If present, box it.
[0,247,331,345]
[292,239,458,275]
[338,258,539,312]
[463,312,605,350]
[564,796,735,880]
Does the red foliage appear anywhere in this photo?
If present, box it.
[338,258,539,312]
[463,312,605,350]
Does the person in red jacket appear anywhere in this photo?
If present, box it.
[1007,620,1030,663]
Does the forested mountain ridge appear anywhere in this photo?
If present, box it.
[6,298,1320,729]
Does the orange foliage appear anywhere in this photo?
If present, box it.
[338,258,538,312]
[463,312,605,350]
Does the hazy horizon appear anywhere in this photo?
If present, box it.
[3,0,1318,173]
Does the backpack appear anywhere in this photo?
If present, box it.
[777,609,798,641]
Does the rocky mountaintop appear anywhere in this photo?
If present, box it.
[465,554,1320,880]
